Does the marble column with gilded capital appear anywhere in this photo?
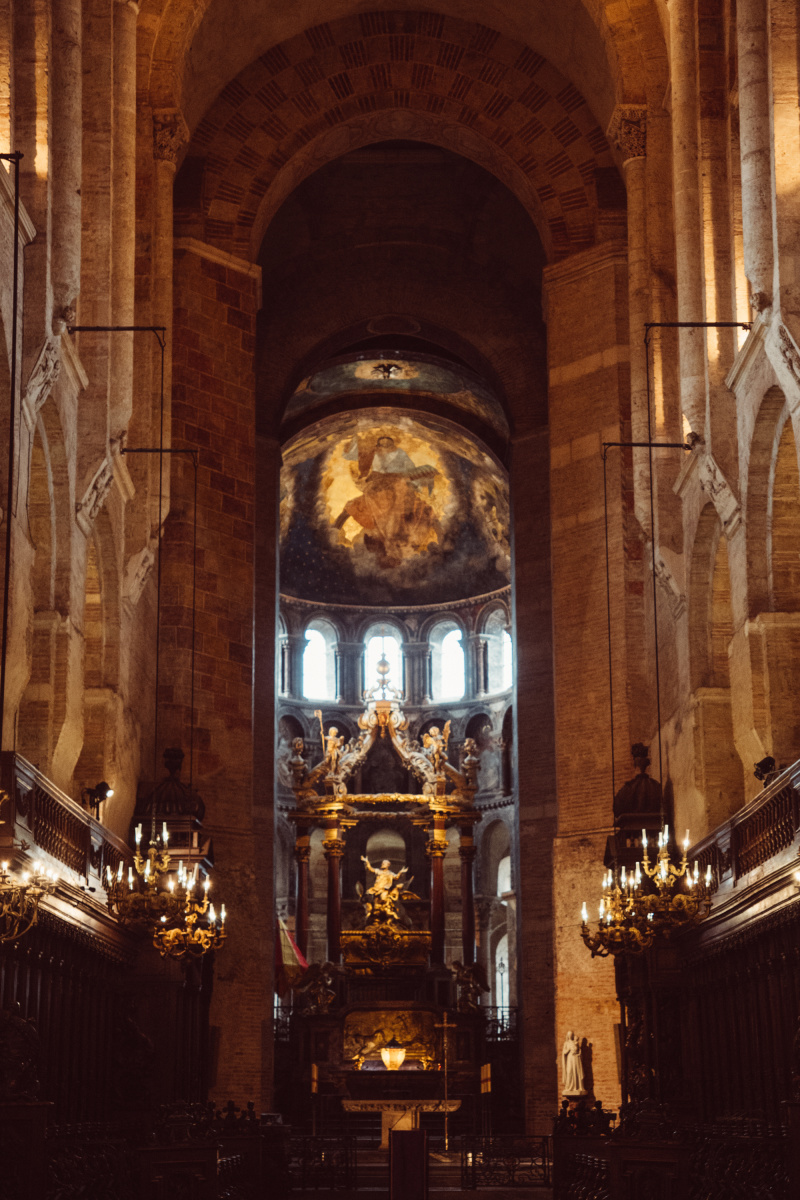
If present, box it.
[427,823,448,965]
[294,838,310,959]
[465,633,488,698]
[459,835,476,965]
[323,831,345,964]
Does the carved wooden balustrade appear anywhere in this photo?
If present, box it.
[690,760,800,907]
[0,751,131,897]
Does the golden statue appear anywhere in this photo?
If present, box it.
[359,855,410,925]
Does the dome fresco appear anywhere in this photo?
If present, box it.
[280,409,510,606]
[283,353,510,441]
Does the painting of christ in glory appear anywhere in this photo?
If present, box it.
[332,433,441,569]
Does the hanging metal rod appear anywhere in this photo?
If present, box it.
[67,323,166,349]
[603,441,692,455]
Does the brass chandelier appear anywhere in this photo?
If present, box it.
[106,821,227,959]
[580,826,713,957]
[0,858,59,943]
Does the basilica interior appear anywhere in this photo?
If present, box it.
[1,0,800,1197]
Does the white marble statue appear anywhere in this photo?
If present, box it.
[560,1030,586,1096]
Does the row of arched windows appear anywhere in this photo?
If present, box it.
[296,616,512,701]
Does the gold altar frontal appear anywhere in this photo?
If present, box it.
[342,1099,461,1149]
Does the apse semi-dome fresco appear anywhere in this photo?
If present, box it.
[283,353,510,441]
[280,409,510,606]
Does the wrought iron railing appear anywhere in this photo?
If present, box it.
[287,1135,358,1192]
[460,1134,552,1189]
[552,1117,792,1200]
[481,1005,518,1041]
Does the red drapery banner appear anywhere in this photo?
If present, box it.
[275,916,308,996]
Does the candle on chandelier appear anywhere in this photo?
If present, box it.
[135,824,142,845]
[128,867,133,889]
[117,861,123,881]
[642,829,647,849]
[204,877,210,893]
[581,903,588,923]
[209,904,217,924]
[683,830,690,852]
[705,864,712,886]
[220,905,226,924]
[162,822,169,844]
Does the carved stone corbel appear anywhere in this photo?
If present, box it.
[653,554,687,619]
[122,538,156,611]
[76,458,114,536]
[697,454,742,536]
[21,339,61,432]
[777,325,800,390]
[606,104,647,162]
[152,109,190,167]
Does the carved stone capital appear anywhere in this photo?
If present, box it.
[153,108,189,166]
[606,104,647,162]
[322,838,345,858]
[458,845,477,863]
[21,339,61,432]
[294,844,311,863]
[76,458,114,536]
[697,453,742,536]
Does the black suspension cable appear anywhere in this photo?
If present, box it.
[0,152,23,751]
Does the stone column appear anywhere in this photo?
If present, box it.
[737,0,772,309]
[459,834,476,966]
[323,831,345,964]
[404,641,430,705]
[151,110,188,521]
[668,0,706,435]
[285,633,307,700]
[466,633,487,699]
[609,107,650,532]
[427,820,447,965]
[294,839,310,959]
[109,0,138,439]
[50,0,82,324]
[769,0,800,340]
[335,641,364,705]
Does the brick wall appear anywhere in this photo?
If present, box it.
[162,241,273,1107]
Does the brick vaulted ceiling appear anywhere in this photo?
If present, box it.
[172,12,621,263]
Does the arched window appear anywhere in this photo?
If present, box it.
[302,619,336,700]
[430,620,465,700]
[484,609,512,693]
[495,932,509,1013]
[364,624,403,693]
[497,854,511,898]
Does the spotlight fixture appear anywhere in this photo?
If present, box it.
[81,780,114,817]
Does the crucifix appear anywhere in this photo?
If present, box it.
[434,1012,456,1152]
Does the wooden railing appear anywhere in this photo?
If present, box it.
[690,761,800,894]
[0,751,130,888]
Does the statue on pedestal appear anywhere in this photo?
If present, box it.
[561,1030,587,1097]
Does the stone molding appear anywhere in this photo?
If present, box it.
[152,108,189,166]
[173,237,262,305]
[724,317,767,393]
[775,324,800,407]
[606,104,647,162]
[75,458,114,536]
[21,339,61,433]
